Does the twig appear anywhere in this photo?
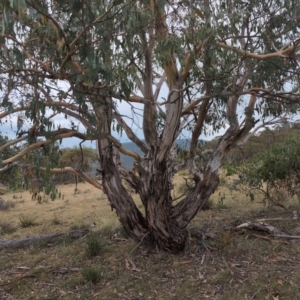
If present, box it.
[249,287,262,300]
[256,218,296,222]
[155,242,161,258]
[201,254,206,264]
[128,232,149,255]
[222,256,234,275]
[274,234,300,239]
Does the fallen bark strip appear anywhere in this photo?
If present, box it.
[0,229,89,249]
[273,234,300,239]
[236,221,300,241]
[255,218,298,222]
[236,221,287,235]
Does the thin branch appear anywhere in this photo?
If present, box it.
[113,112,148,153]
[180,40,207,83]
[60,108,95,131]
[112,93,151,105]
[0,136,27,152]
[0,162,18,174]
[238,116,287,146]
[182,88,271,115]
[153,72,166,102]
[41,167,102,190]
[2,130,98,166]
[216,40,299,60]
[190,99,211,155]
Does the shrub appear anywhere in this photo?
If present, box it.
[231,136,300,208]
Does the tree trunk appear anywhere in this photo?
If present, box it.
[96,96,148,242]
[172,127,237,228]
[141,160,187,252]
[100,151,148,241]
[172,167,220,228]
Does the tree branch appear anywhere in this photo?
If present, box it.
[238,115,288,146]
[216,41,299,60]
[2,130,97,166]
[41,167,102,190]
[0,136,27,153]
[60,108,95,131]
[190,99,211,155]
[143,46,158,145]
[182,88,270,115]
[153,72,166,102]
[180,40,207,83]
[113,112,148,153]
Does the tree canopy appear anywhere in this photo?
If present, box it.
[1,0,300,251]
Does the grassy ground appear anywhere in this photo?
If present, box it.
[1,175,300,299]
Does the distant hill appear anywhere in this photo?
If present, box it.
[120,139,207,168]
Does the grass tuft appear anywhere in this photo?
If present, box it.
[202,198,214,210]
[82,266,102,284]
[70,221,90,231]
[52,214,62,225]
[19,214,37,228]
[86,234,105,257]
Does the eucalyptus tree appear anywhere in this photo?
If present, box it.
[1,0,300,251]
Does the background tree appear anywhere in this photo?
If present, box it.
[1,0,300,251]
[56,147,97,184]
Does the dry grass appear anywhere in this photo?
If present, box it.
[1,175,300,299]
[0,182,120,239]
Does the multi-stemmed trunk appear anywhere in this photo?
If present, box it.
[97,121,235,252]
